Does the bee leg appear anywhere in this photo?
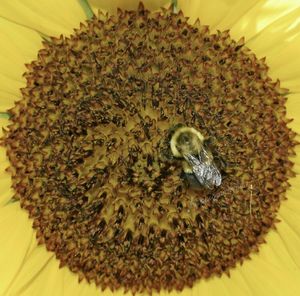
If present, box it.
[180,171,202,189]
[203,137,215,151]
[215,155,227,173]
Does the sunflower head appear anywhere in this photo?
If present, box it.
[0,1,299,295]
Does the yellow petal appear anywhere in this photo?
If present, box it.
[0,0,87,37]
[286,94,300,133]
[246,8,300,92]
[0,172,12,207]
[214,0,261,33]
[261,229,300,270]
[0,117,12,207]
[5,246,58,296]
[226,0,300,41]
[0,90,20,112]
[0,203,34,296]
[88,0,170,14]
[0,116,9,136]
[178,0,257,30]
[0,75,24,112]
[0,17,42,110]
[239,256,300,296]
[0,146,9,166]
[277,210,300,269]
[6,245,120,296]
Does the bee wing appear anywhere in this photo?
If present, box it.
[183,148,222,188]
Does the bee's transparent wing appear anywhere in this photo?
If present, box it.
[183,148,222,188]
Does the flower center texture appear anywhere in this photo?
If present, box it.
[2,4,297,294]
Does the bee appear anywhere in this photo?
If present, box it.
[170,125,222,189]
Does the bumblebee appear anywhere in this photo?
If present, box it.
[170,125,222,189]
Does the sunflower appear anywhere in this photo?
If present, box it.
[0,0,300,295]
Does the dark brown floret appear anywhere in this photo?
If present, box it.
[1,3,297,294]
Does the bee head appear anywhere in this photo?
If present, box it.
[170,126,204,158]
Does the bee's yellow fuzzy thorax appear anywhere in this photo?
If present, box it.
[170,126,204,158]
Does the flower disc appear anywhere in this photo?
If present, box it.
[2,5,297,294]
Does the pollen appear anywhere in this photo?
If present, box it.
[1,3,297,294]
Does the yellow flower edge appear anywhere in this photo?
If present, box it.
[0,0,299,295]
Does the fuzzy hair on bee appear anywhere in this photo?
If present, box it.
[170,126,222,189]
